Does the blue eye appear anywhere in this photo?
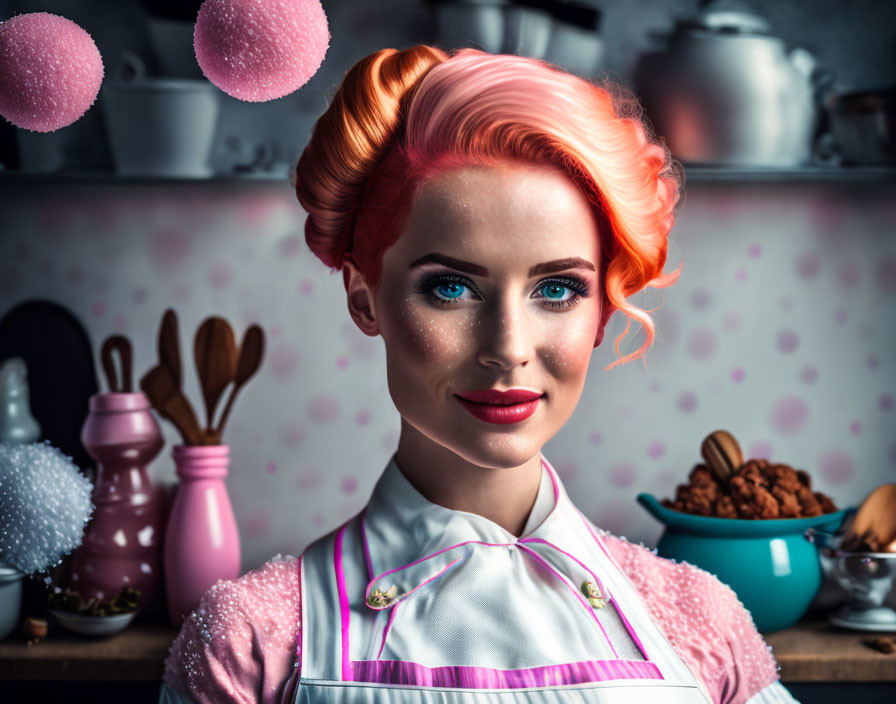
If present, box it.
[540,283,570,301]
[434,281,467,301]
[415,273,591,311]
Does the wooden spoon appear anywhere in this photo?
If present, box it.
[100,335,133,392]
[140,364,203,446]
[158,309,182,389]
[840,483,896,552]
[193,317,238,433]
[213,324,265,441]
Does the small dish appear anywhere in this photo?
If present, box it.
[48,608,137,636]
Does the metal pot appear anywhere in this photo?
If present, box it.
[634,0,821,167]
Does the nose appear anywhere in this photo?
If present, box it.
[475,295,535,370]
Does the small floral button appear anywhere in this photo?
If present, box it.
[367,584,398,608]
[581,580,607,609]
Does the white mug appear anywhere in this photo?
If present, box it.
[101,52,220,178]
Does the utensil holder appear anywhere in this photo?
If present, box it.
[164,445,240,625]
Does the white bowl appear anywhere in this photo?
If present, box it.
[49,609,137,636]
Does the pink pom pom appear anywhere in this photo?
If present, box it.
[194,0,329,103]
[0,13,104,132]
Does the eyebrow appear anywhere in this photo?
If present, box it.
[408,253,596,277]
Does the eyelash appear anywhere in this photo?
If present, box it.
[414,273,592,311]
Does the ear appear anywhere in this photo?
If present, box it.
[593,300,616,348]
[343,259,380,337]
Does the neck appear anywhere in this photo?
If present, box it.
[393,419,543,537]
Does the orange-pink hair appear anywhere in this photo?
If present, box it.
[295,45,683,370]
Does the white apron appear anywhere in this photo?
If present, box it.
[287,455,713,703]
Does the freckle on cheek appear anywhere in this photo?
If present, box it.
[398,311,447,361]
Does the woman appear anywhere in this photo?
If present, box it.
[161,45,798,704]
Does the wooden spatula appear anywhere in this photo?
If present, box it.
[159,309,182,389]
[213,324,265,442]
[193,316,238,433]
[140,364,203,446]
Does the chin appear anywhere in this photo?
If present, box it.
[435,427,547,470]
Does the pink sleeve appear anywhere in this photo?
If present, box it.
[162,554,301,704]
[602,532,780,704]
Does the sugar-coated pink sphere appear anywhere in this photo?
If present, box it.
[194,0,329,103]
[0,13,104,132]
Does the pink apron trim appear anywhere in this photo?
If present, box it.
[313,459,660,691]
[362,535,620,659]
[516,543,619,659]
[363,539,502,598]
[576,508,650,660]
[334,521,352,681]
[365,550,466,611]
[295,553,304,666]
[518,536,611,604]
[349,658,663,688]
[289,553,305,703]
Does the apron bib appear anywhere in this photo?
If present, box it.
[289,456,713,703]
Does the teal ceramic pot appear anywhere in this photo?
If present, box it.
[637,494,851,633]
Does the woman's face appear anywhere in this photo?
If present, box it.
[349,163,609,469]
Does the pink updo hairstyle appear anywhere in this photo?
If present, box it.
[294,45,683,371]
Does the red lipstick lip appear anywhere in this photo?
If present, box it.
[454,388,544,405]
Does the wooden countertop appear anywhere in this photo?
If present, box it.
[0,622,179,681]
[764,618,896,682]
[0,618,894,682]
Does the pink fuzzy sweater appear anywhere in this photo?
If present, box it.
[162,531,785,704]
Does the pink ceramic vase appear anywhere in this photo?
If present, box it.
[71,392,167,619]
[164,445,241,625]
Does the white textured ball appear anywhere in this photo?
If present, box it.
[0,441,94,575]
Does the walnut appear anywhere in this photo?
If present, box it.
[715,495,738,519]
[772,485,802,518]
[772,464,802,493]
[740,460,770,488]
[797,485,823,517]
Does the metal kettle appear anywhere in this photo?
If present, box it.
[633,0,821,167]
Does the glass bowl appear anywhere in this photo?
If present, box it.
[805,528,896,631]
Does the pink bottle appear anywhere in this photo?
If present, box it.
[71,392,167,620]
[164,445,241,625]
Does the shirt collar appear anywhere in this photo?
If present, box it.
[360,452,603,607]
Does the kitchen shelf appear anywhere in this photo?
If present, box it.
[1,166,895,185]
[0,169,289,185]
[683,165,896,182]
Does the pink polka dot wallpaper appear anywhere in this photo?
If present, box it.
[0,181,894,570]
